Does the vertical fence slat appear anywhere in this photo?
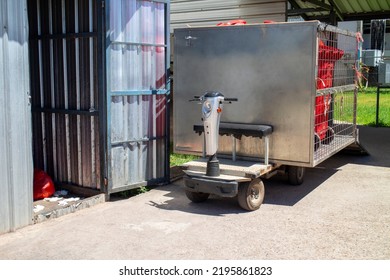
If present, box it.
[62,0,71,182]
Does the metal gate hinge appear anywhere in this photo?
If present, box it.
[185,35,197,46]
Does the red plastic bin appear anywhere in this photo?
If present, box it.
[315,41,344,144]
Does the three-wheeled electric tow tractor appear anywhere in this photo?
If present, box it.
[182,91,305,211]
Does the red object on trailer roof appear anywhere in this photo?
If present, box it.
[217,19,247,26]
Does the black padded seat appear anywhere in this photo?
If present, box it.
[194,122,273,139]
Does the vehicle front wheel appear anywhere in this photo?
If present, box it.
[237,179,265,211]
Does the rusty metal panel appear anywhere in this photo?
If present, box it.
[0,0,33,233]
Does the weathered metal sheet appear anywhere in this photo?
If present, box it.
[174,22,317,165]
[170,0,287,30]
[106,0,170,193]
[0,0,33,233]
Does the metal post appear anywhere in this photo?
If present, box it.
[202,134,206,158]
[97,0,107,195]
[353,86,358,139]
[376,86,380,127]
[165,96,171,182]
[232,135,236,161]
[264,136,269,166]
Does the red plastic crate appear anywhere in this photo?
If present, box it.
[315,42,344,142]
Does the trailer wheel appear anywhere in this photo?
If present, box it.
[322,127,335,145]
[237,179,265,211]
[185,190,210,203]
[287,166,305,185]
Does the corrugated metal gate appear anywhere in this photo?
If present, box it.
[0,0,33,233]
[106,0,170,194]
[28,0,170,196]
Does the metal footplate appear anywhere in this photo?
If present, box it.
[182,157,275,197]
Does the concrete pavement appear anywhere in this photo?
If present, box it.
[0,126,389,260]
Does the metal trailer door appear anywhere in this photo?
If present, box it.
[105,0,170,195]
[174,23,318,166]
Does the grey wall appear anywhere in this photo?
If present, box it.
[0,0,33,233]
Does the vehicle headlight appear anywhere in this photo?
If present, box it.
[202,100,212,117]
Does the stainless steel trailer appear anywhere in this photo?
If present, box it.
[173,21,362,210]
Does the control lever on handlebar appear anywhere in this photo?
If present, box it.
[223,98,238,103]
[189,96,238,102]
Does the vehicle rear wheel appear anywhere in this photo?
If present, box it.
[185,190,210,203]
[287,166,305,185]
[237,179,265,211]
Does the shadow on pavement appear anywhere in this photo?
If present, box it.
[263,167,338,206]
[147,183,244,216]
[148,166,338,215]
[149,126,389,215]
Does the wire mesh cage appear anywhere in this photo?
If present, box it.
[314,24,359,164]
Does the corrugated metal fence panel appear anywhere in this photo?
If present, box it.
[170,0,287,30]
[28,0,100,189]
[107,0,170,193]
[0,0,33,233]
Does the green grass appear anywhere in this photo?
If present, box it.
[170,142,199,166]
[331,87,390,127]
[112,186,151,199]
[356,87,390,127]
[170,151,199,166]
